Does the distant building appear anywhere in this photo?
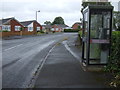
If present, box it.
[42,24,69,32]
[0,17,24,32]
[72,22,82,30]
[42,25,52,33]
[20,20,42,32]
[51,24,69,32]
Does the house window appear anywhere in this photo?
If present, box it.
[56,28,58,31]
[2,25,11,31]
[51,28,54,31]
[37,27,40,31]
[15,26,21,31]
[28,27,33,31]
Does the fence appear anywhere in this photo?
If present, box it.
[0,31,37,37]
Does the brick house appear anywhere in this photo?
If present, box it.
[51,24,61,32]
[42,25,52,33]
[0,17,24,32]
[0,18,42,37]
[20,20,42,33]
[51,24,69,32]
[72,22,82,30]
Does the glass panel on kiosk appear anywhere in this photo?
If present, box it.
[84,12,88,59]
[82,11,89,64]
[89,10,111,64]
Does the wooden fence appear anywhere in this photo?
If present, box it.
[0,31,37,37]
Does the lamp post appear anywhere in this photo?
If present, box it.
[36,10,40,21]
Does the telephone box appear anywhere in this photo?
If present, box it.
[82,5,113,65]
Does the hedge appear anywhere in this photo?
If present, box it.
[37,30,44,33]
[64,29,80,32]
[0,30,9,32]
[106,31,120,73]
[105,31,120,87]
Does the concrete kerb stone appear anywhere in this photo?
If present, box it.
[27,40,65,88]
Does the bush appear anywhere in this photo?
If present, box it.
[2,30,9,32]
[105,31,120,87]
[37,30,44,33]
[64,29,80,32]
[107,31,120,73]
[78,31,82,37]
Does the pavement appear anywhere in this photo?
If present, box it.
[33,35,108,88]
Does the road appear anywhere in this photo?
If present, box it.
[2,33,78,88]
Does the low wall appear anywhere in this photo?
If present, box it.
[0,31,37,37]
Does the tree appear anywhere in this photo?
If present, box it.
[44,21,51,25]
[52,16,65,25]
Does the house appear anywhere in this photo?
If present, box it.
[42,25,52,33]
[0,17,24,32]
[51,24,69,32]
[42,24,69,32]
[51,24,62,32]
[58,24,69,31]
[72,22,82,30]
[20,20,42,33]
[0,17,25,37]
[42,24,69,33]
[0,18,42,37]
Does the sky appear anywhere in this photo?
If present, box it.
[0,0,119,27]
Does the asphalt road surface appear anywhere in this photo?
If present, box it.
[2,33,78,88]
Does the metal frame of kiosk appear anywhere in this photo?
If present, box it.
[82,5,113,65]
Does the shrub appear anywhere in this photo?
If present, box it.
[107,31,120,73]
[37,30,44,33]
[64,29,80,32]
[105,31,120,87]
[78,31,82,37]
[2,30,9,32]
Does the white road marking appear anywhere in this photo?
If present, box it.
[4,44,23,51]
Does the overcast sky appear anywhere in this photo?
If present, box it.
[0,0,119,26]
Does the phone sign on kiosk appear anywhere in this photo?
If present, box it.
[82,5,113,66]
